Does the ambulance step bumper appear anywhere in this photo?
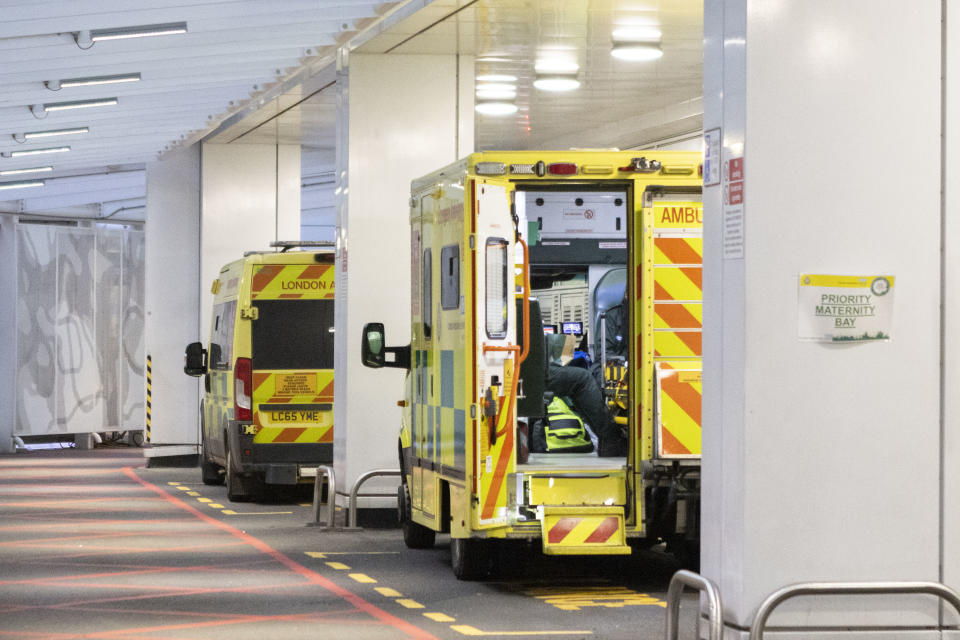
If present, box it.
[539,506,631,556]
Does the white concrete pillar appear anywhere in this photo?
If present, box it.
[144,146,202,460]
[0,215,16,454]
[334,52,473,504]
[704,1,946,636]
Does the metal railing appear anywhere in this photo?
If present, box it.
[307,465,336,528]
[750,581,960,640]
[665,570,723,640]
[346,468,400,529]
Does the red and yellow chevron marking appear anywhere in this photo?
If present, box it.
[653,265,702,358]
[478,359,516,524]
[251,264,334,300]
[656,364,701,457]
[654,302,702,330]
[654,237,703,266]
[540,508,630,555]
[251,369,334,444]
[654,266,701,302]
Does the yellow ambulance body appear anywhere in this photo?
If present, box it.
[361,151,702,578]
[185,244,335,501]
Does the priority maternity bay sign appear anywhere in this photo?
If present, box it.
[798,274,895,342]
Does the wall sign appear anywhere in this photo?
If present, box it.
[798,274,895,342]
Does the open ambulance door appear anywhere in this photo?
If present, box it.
[633,186,703,532]
[471,180,517,531]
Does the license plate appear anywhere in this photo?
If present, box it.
[268,409,323,423]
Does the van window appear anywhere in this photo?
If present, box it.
[251,299,334,370]
[423,249,432,339]
[440,244,459,310]
[485,238,508,339]
[210,300,236,370]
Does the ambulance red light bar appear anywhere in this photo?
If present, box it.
[618,156,662,173]
[547,162,577,175]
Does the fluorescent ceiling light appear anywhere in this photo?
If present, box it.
[18,127,88,141]
[533,75,581,92]
[6,146,70,158]
[611,43,663,61]
[476,83,516,100]
[535,59,580,74]
[48,73,141,90]
[476,74,517,83]
[32,98,118,117]
[0,180,44,191]
[90,22,188,41]
[0,166,53,176]
[475,101,518,116]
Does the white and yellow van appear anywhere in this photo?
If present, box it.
[184,242,335,501]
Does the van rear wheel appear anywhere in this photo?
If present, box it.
[226,451,251,502]
[398,483,435,549]
[451,537,489,581]
[201,440,224,486]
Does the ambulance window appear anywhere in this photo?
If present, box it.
[485,238,508,339]
[440,244,459,310]
[251,299,334,370]
[423,249,432,339]
[210,300,236,370]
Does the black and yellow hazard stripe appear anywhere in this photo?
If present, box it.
[146,354,152,442]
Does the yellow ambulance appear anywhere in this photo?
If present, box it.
[362,151,702,578]
[184,242,335,501]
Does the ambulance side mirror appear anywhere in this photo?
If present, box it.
[183,342,208,377]
[361,323,411,370]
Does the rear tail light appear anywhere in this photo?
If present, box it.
[547,162,577,175]
[234,357,252,421]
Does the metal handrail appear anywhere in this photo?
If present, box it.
[665,569,723,640]
[347,468,400,529]
[750,581,960,640]
[307,465,336,528]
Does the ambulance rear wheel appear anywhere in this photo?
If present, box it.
[451,537,489,581]
[201,440,224,486]
[226,451,250,502]
[398,484,435,549]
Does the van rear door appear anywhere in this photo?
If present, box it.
[249,263,335,466]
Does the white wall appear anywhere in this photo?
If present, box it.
[0,215,16,453]
[145,145,202,452]
[199,143,300,344]
[704,0,945,635]
[334,52,473,503]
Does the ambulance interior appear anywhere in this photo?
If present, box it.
[514,185,631,466]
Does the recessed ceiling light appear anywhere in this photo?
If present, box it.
[31,98,118,118]
[17,127,89,142]
[475,101,518,116]
[0,166,53,176]
[476,74,518,83]
[533,75,581,92]
[0,180,44,191]
[476,83,517,100]
[4,146,70,158]
[612,27,663,42]
[47,73,141,90]
[611,43,663,61]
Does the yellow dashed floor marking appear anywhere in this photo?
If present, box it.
[306,551,400,558]
[396,599,424,609]
[175,486,190,491]
[197,498,212,503]
[523,586,666,611]
[452,626,591,636]
[349,573,377,584]
[167,482,181,486]
[326,562,350,570]
[424,612,455,622]
[375,587,402,597]
[222,510,237,515]
[186,491,200,496]
[208,503,224,509]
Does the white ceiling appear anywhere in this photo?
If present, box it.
[0,0,703,221]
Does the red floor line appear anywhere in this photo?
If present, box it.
[37,583,282,609]
[0,518,199,531]
[0,530,171,547]
[122,466,439,640]
[47,540,250,560]
[59,604,360,622]
[0,497,167,508]
[0,566,187,586]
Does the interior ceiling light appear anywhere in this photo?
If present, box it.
[475,101,518,116]
[14,127,88,143]
[3,146,70,158]
[612,27,663,41]
[533,74,581,92]
[0,180,44,191]
[75,22,188,48]
[476,83,517,100]
[30,98,118,119]
[476,74,517,83]
[534,59,580,74]
[0,166,53,176]
[611,42,663,61]
[46,73,140,90]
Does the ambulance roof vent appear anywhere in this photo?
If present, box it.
[270,240,336,252]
